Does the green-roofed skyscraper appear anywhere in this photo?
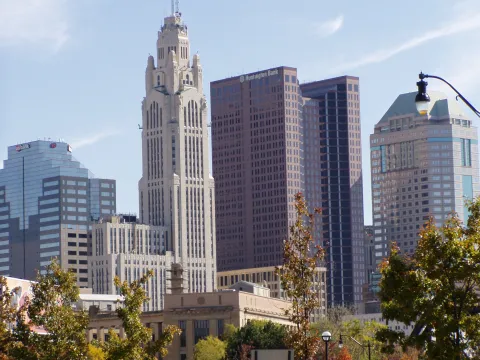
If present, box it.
[370,91,479,266]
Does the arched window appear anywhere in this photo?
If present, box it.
[157,75,160,86]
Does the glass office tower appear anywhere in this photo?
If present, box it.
[0,140,116,286]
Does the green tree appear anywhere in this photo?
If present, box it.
[194,336,226,360]
[102,270,181,360]
[0,276,17,359]
[275,192,324,360]
[224,320,287,360]
[377,199,480,359]
[313,307,386,360]
[8,259,90,360]
[88,344,106,360]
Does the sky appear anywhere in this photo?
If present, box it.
[1,0,480,225]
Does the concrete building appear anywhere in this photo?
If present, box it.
[0,140,116,287]
[217,266,327,321]
[211,67,303,271]
[137,9,216,293]
[211,70,364,306]
[88,284,293,360]
[88,215,173,311]
[370,91,479,265]
[300,77,365,306]
[77,289,123,312]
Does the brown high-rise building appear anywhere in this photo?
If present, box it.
[211,67,303,271]
[211,69,364,306]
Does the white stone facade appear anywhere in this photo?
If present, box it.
[88,217,173,311]
[137,12,216,293]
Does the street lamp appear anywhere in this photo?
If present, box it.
[338,334,371,360]
[415,72,480,118]
[321,331,332,360]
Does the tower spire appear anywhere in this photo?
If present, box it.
[171,0,179,15]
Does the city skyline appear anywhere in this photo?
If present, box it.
[1,0,480,224]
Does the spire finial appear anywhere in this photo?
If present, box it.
[171,0,179,15]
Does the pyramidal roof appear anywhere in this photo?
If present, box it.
[376,91,468,127]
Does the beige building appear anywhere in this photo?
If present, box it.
[88,215,173,311]
[88,286,293,360]
[217,266,327,321]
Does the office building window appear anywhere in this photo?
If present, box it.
[194,320,209,344]
[217,319,224,337]
[179,320,186,347]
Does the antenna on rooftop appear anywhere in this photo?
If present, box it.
[171,0,174,15]
[176,0,180,14]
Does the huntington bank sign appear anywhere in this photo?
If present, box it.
[239,69,279,83]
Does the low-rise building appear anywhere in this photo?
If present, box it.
[88,283,293,360]
[77,289,123,312]
[217,266,327,321]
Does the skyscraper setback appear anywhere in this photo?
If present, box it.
[211,69,364,305]
[137,10,216,293]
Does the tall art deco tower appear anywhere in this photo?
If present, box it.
[138,9,216,292]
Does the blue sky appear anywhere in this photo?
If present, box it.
[1,0,479,224]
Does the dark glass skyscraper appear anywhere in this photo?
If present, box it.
[301,76,364,305]
[0,140,116,287]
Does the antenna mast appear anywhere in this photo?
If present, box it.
[175,0,179,14]
[171,0,174,15]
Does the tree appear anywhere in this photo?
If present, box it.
[88,344,106,360]
[377,199,480,359]
[194,336,226,360]
[0,276,16,359]
[6,259,90,360]
[313,308,386,360]
[101,270,181,360]
[275,192,324,360]
[336,347,352,360]
[224,320,287,360]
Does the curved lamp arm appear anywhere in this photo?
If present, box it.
[419,72,480,118]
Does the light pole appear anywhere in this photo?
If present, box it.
[321,331,331,360]
[415,72,480,118]
[338,334,371,360]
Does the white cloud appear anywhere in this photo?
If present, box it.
[332,12,480,73]
[313,14,344,37]
[0,0,70,51]
[71,130,121,150]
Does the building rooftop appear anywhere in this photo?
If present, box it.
[79,294,123,302]
[377,91,468,126]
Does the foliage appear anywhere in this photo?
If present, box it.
[377,198,480,359]
[224,320,287,360]
[88,343,106,360]
[7,259,89,360]
[194,336,226,360]
[275,192,324,360]
[336,347,352,360]
[101,270,181,360]
[313,308,386,360]
[0,276,16,357]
